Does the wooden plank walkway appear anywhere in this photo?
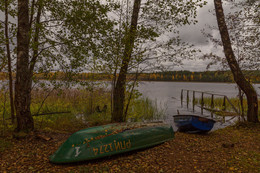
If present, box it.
[180,89,240,116]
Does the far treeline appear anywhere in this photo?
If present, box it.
[1,70,260,83]
[131,71,260,83]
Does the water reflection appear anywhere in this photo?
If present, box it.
[137,82,260,131]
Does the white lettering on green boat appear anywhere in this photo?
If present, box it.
[92,139,131,156]
[75,147,81,157]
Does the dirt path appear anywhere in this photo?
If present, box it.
[1,123,259,173]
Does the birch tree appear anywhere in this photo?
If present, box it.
[15,0,34,132]
[214,0,259,123]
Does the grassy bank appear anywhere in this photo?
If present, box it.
[0,87,165,133]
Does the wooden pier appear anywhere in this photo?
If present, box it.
[180,89,240,117]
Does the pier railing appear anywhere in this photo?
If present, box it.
[180,89,239,116]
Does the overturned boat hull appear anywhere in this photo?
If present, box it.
[50,122,174,163]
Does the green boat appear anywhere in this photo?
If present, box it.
[49,122,174,163]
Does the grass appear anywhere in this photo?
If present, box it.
[81,97,166,126]
[0,87,166,133]
[127,97,166,122]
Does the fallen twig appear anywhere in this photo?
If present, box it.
[32,111,71,116]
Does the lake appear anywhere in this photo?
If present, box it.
[137,81,260,131]
[1,80,260,130]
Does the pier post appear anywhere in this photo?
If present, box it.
[187,90,189,108]
[201,92,204,115]
[222,96,226,111]
[192,91,195,112]
[211,94,214,117]
[181,89,183,107]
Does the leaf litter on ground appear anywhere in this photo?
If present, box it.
[0,122,259,173]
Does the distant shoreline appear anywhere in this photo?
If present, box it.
[0,79,260,84]
[1,70,260,83]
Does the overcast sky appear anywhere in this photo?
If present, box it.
[0,1,233,72]
[175,1,223,71]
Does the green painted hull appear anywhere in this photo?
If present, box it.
[49,122,174,163]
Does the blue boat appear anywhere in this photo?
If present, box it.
[173,115,216,133]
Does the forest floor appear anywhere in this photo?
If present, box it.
[0,122,260,173]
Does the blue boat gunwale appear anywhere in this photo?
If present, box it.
[172,114,216,122]
[173,114,216,133]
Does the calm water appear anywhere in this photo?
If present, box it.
[137,81,260,131]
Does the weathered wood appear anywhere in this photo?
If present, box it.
[201,92,204,115]
[192,91,195,112]
[225,97,240,115]
[36,134,52,141]
[32,111,71,117]
[181,89,240,116]
[222,96,226,111]
[5,111,71,120]
[211,95,214,109]
[186,90,189,108]
[181,89,183,107]
[211,95,214,117]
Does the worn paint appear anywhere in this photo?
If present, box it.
[92,139,131,156]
